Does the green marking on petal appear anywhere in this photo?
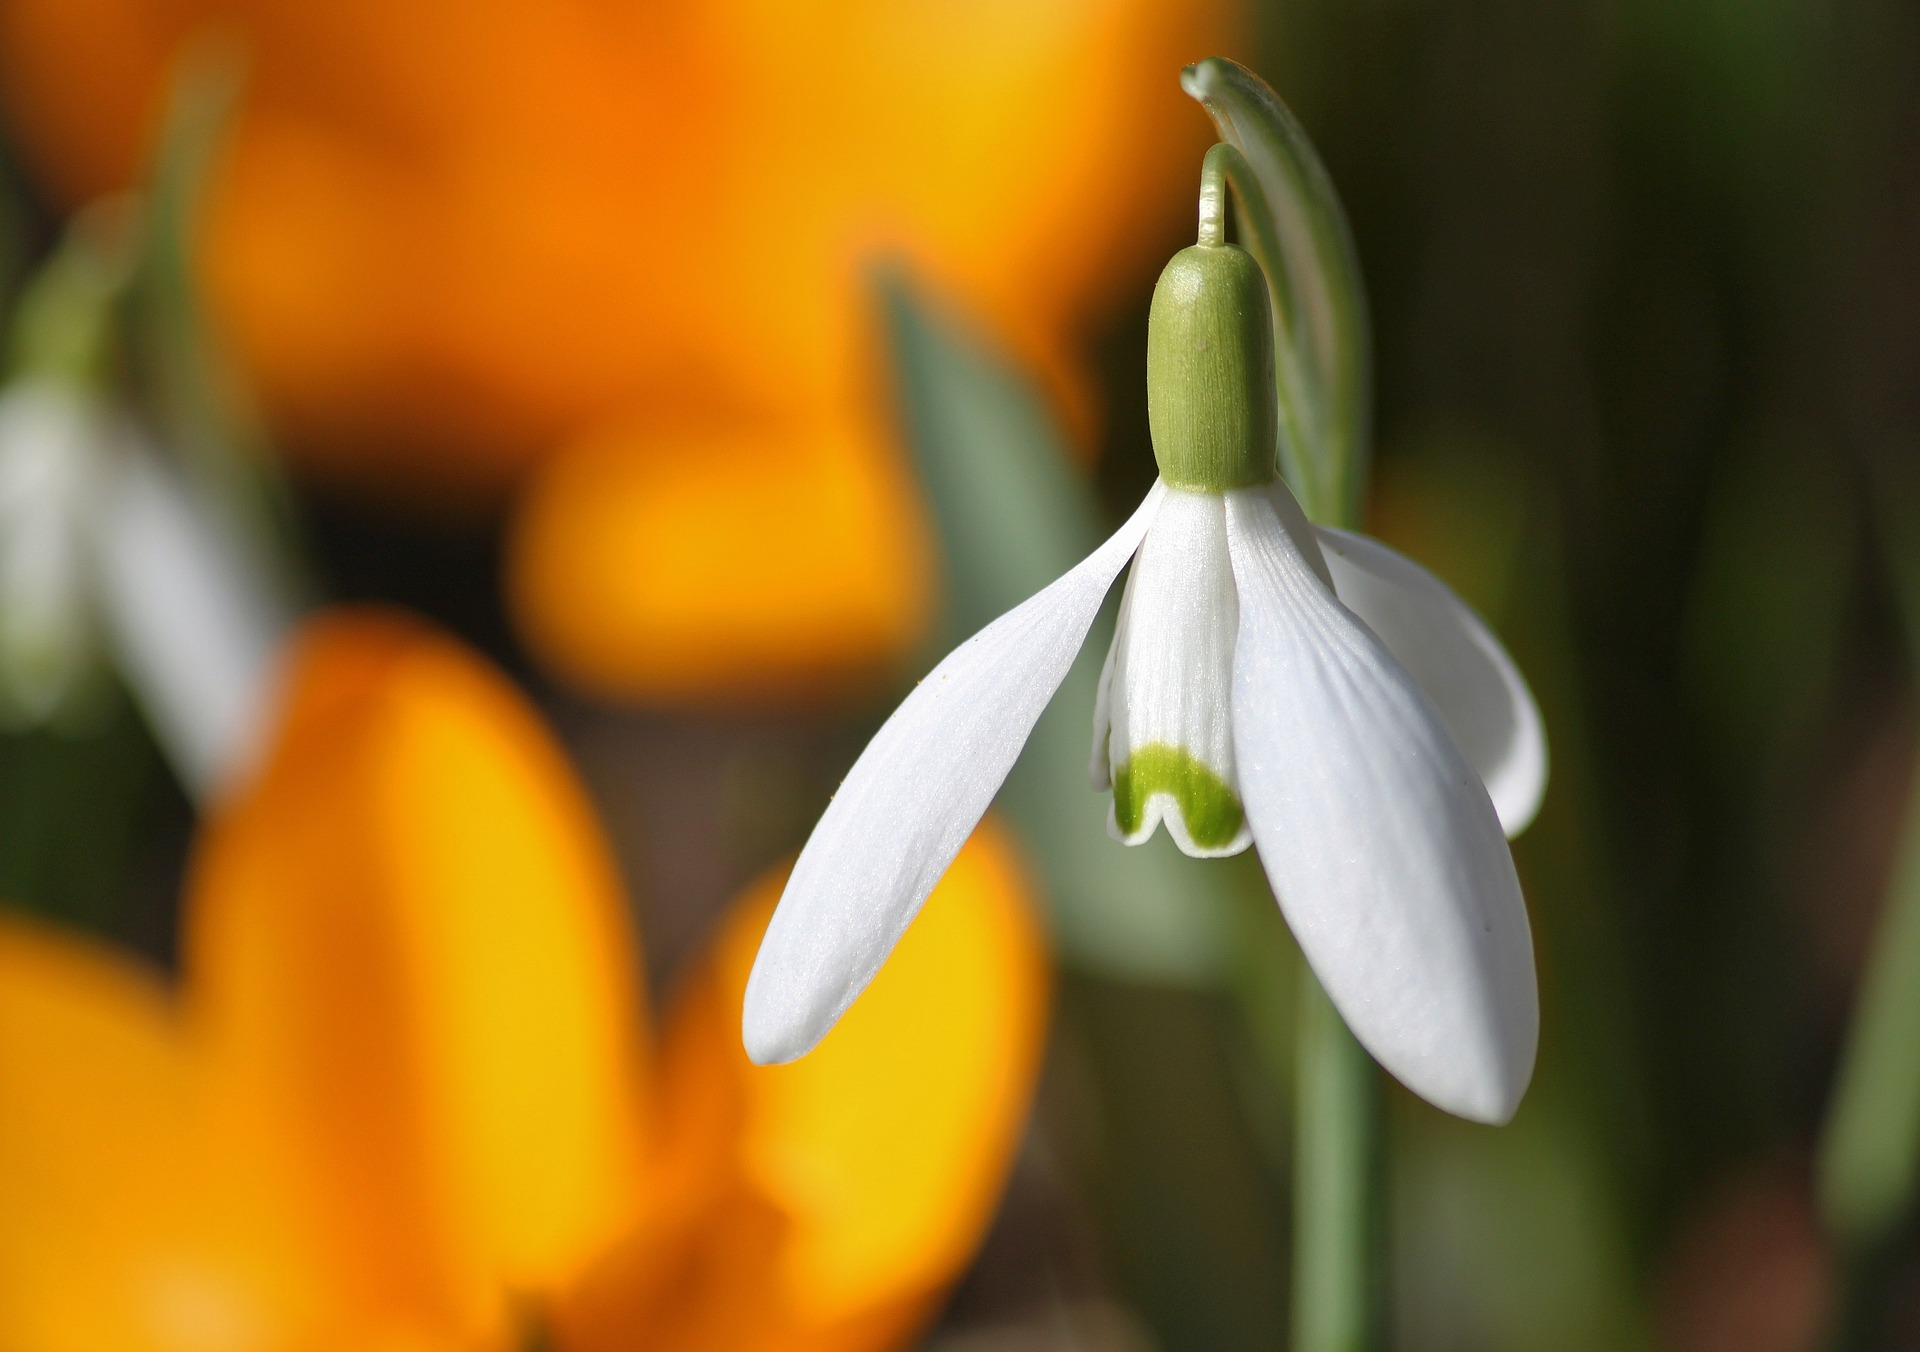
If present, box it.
[1111,742,1245,850]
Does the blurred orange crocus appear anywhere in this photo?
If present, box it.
[0,607,1049,1351]
[0,0,1234,703]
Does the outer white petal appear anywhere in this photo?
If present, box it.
[94,442,292,804]
[1099,488,1249,858]
[743,483,1167,1064]
[1315,525,1547,837]
[1225,488,1537,1124]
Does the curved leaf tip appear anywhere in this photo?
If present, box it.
[1177,56,1372,530]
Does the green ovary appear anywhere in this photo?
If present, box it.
[1111,743,1245,849]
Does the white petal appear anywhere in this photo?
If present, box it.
[1315,525,1547,837]
[743,483,1167,1064]
[94,442,292,804]
[1224,488,1537,1124]
[0,382,102,722]
[1087,567,1132,791]
[1098,488,1250,858]
[1263,475,1334,589]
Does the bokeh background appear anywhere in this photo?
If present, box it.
[1,1,1918,1349]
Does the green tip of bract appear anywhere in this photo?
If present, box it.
[1147,243,1277,493]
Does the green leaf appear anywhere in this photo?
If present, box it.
[1394,1104,1654,1352]
[7,202,135,387]
[1680,427,1856,795]
[1820,470,1920,1252]
[1820,773,1920,1248]
[1182,57,1371,529]
[127,36,312,605]
[0,689,161,947]
[1819,468,1920,1250]
[879,269,1245,985]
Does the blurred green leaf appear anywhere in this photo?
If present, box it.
[1681,426,1856,795]
[1393,1103,1653,1352]
[1819,467,1920,1253]
[1182,57,1371,527]
[6,201,135,386]
[128,35,311,604]
[879,269,1250,986]
[1370,427,1654,1349]
[0,689,160,942]
[1819,767,1920,1249]
[1060,975,1293,1352]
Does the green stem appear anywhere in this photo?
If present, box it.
[1197,142,1250,249]
[1292,960,1383,1352]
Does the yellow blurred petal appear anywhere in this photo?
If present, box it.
[742,823,1049,1317]
[507,415,933,706]
[557,816,1049,1351]
[185,608,651,1343]
[0,0,1232,490]
[0,912,319,1352]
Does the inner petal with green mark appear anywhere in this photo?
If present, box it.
[1112,743,1246,852]
[1089,487,1253,860]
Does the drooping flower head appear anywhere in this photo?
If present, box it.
[744,145,1547,1126]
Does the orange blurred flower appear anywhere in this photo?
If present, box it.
[0,607,1049,1351]
[0,0,1234,701]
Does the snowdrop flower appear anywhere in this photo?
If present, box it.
[745,235,1547,1123]
[92,443,291,802]
[0,202,133,728]
[0,367,286,794]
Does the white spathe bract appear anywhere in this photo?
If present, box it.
[746,474,1545,1124]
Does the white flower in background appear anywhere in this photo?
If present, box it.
[0,380,106,726]
[0,378,287,798]
[744,240,1548,1124]
[92,443,290,802]
[0,199,291,798]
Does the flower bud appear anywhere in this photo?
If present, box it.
[1146,243,1278,492]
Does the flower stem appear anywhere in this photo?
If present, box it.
[1196,142,1252,250]
[1292,969,1383,1352]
